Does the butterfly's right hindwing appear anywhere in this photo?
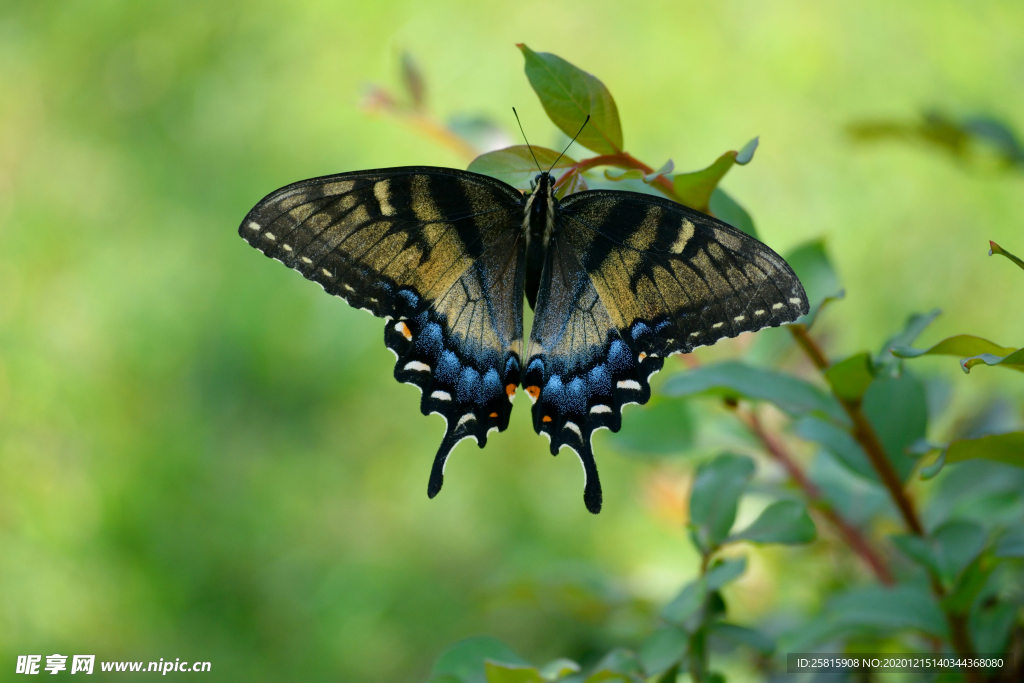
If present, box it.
[239,167,526,497]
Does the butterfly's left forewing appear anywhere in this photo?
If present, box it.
[239,168,527,497]
[526,190,808,513]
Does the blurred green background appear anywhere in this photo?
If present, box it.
[2,1,1023,680]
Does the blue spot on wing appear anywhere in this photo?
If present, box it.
[482,369,502,401]
[588,364,612,395]
[437,350,461,383]
[457,366,481,402]
[562,377,587,414]
[607,340,632,372]
[415,320,445,358]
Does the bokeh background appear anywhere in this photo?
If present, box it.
[2,1,1023,680]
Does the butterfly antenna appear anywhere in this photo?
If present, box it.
[512,107,543,173]
[548,115,590,173]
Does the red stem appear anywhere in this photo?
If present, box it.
[553,152,680,201]
[740,407,895,585]
[787,324,979,671]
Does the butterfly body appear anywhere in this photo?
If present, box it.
[239,166,808,513]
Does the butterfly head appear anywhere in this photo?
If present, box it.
[528,171,554,196]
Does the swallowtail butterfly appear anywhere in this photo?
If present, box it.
[239,141,808,513]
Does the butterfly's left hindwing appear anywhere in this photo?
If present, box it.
[525,190,809,513]
[239,167,526,498]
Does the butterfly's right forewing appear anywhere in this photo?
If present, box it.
[239,167,527,497]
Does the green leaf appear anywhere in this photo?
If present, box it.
[539,659,580,681]
[875,309,942,375]
[688,454,756,552]
[708,188,758,239]
[891,534,942,576]
[892,521,986,584]
[427,677,465,683]
[671,139,757,213]
[827,584,948,638]
[604,168,644,181]
[605,397,694,457]
[710,623,776,656]
[518,44,622,154]
[468,145,575,190]
[729,500,816,545]
[736,137,759,164]
[960,348,1024,374]
[932,520,986,582]
[705,557,747,590]
[485,662,545,683]
[662,578,708,627]
[942,554,994,615]
[995,527,1024,558]
[891,334,1023,374]
[919,449,946,480]
[586,649,643,681]
[825,352,875,401]
[433,637,529,683]
[638,628,688,676]
[661,362,847,424]
[945,432,1024,468]
[862,373,928,481]
[970,601,1017,655]
[783,240,842,316]
[581,672,635,683]
[554,170,588,199]
[794,416,876,481]
[989,240,1024,271]
[892,334,1017,359]
[808,450,889,526]
[643,159,674,184]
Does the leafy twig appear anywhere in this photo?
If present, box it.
[735,404,895,585]
[787,324,980,670]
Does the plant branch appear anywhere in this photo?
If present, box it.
[362,88,479,162]
[787,324,923,533]
[736,405,895,585]
[787,324,979,669]
[553,152,681,201]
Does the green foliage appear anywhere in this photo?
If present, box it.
[8,9,1022,679]
[825,352,874,401]
[989,240,1024,271]
[848,110,1024,168]
[729,500,817,545]
[432,637,529,683]
[468,145,577,190]
[894,334,1023,374]
[790,584,950,646]
[605,397,695,457]
[946,432,1024,468]
[862,374,929,481]
[517,44,623,155]
[687,455,755,553]
[662,361,846,422]
[469,45,764,224]
[431,47,1023,683]
[672,138,758,213]
[707,188,758,239]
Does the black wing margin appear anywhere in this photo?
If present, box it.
[238,167,527,499]
[525,190,808,513]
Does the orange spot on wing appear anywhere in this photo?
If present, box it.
[396,322,412,341]
[638,352,647,361]
[525,386,540,401]
[489,412,498,418]
[542,415,552,423]
[506,383,517,397]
